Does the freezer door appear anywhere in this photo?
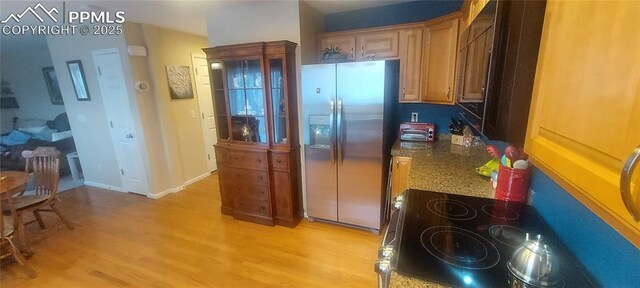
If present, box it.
[336,61,386,230]
[302,64,338,221]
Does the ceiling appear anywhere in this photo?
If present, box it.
[0,0,415,38]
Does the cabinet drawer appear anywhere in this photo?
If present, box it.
[229,168,269,185]
[235,197,271,215]
[227,150,268,170]
[232,183,269,200]
[270,153,289,170]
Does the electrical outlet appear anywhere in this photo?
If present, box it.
[411,112,419,122]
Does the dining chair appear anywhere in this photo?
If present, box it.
[1,176,37,278]
[12,147,74,231]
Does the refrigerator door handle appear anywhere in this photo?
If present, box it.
[337,97,344,164]
[329,98,336,165]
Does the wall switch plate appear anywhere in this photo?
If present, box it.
[190,110,196,118]
[411,112,418,122]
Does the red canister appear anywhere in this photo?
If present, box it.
[495,164,532,203]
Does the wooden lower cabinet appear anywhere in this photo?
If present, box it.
[391,156,413,197]
[215,144,302,227]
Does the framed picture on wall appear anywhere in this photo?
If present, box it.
[42,67,63,105]
[66,60,91,101]
[166,65,194,99]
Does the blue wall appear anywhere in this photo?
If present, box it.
[397,103,460,134]
[530,169,640,287]
[325,0,464,32]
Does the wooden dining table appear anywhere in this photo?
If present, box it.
[1,170,32,254]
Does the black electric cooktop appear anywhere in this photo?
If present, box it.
[395,189,598,287]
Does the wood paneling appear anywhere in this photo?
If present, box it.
[525,0,640,248]
[1,175,380,287]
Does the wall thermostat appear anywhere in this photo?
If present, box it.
[135,81,150,92]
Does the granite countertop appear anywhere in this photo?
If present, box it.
[391,138,495,199]
[389,137,495,288]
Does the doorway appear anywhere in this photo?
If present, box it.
[92,48,148,195]
[191,53,218,172]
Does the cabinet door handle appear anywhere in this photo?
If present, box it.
[447,87,451,99]
[350,48,354,59]
[361,46,364,58]
[402,88,406,99]
[481,85,486,96]
[396,160,399,168]
[621,145,640,221]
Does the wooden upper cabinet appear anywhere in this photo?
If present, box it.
[421,17,459,105]
[356,30,399,60]
[459,23,493,103]
[316,12,461,105]
[525,0,640,248]
[318,35,356,62]
[398,27,423,102]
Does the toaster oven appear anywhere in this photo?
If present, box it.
[399,122,436,142]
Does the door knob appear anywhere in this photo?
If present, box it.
[125,133,134,139]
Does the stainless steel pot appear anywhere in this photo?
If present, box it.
[507,234,561,287]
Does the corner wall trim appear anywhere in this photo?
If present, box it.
[184,172,211,186]
[84,181,128,193]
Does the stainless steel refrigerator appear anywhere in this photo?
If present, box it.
[302,61,397,232]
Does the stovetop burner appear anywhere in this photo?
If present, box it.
[482,203,521,220]
[393,189,597,288]
[421,226,500,270]
[489,225,527,248]
[426,199,477,220]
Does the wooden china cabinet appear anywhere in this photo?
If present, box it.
[203,41,302,227]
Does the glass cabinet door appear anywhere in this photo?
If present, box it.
[269,58,288,144]
[225,59,267,143]
[210,60,229,140]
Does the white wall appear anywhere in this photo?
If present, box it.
[299,1,325,65]
[124,22,211,195]
[0,35,66,133]
[207,1,301,46]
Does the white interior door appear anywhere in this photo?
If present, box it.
[93,49,148,195]
[191,53,217,172]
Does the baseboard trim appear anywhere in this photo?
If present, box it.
[84,181,128,193]
[147,185,185,199]
[145,172,211,199]
[184,172,211,186]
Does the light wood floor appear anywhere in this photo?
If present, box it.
[1,173,382,287]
